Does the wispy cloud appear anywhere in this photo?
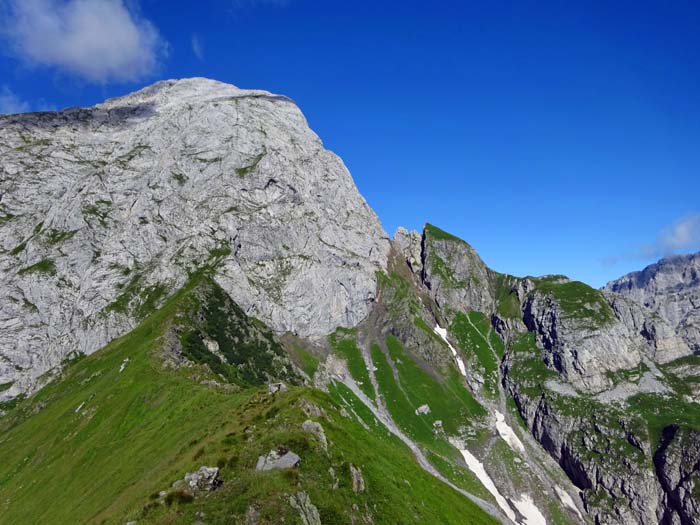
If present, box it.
[0,85,30,114]
[639,212,700,259]
[191,34,204,60]
[603,212,700,267]
[0,0,167,83]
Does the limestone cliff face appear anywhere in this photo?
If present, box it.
[605,252,700,352]
[0,78,389,399]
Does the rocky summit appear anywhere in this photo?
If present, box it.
[0,78,389,399]
[605,252,700,353]
[0,79,699,525]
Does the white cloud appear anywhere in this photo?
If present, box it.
[0,85,30,114]
[1,0,167,83]
[602,212,700,268]
[640,213,700,259]
[191,34,203,60]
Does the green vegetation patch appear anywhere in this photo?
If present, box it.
[291,346,320,379]
[115,144,151,167]
[374,336,485,446]
[0,209,15,226]
[235,151,266,177]
[424,223,464,243]
[176,278,299,387]
[82,200,112,228]
[450,311,500,398]
[44,228,77,245]
[534,279,615,326]
[506,332,558,398]
[329,328,375,401]
[9,241,27,256]
[628,393,700,447]
[171,171,188,185]
[605,362,649,386]
[18,258,57,277]
[494,274,523,320]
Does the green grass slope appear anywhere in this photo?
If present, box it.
[0,275,497,525]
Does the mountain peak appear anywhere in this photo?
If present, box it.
[98,77,295,112]
[0,77,389,398]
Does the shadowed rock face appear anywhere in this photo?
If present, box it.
[654,426,700,525]
[0,78,389,399]
[605,252,700,352]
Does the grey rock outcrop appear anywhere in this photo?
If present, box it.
[523,289,644,392]
[421,224,495,317]
[349,464,366,493]
[268,382,288,394]
[654,426,700,525]
[605,252,700,352]
[256,448,301,470]
[505,372,663,525]
[415,403,430,415]
[301,419,328,452]
[393,227,423,273]
[288,491,321,525]
[181,466,221,492]
[605,291,691,364]
[0,78,389,400]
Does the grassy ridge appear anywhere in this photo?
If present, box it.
[0,276,497,524]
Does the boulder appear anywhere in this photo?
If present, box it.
[302,420,328,452]
[256,448,300,470]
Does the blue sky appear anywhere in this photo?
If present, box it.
[1,0,699,287]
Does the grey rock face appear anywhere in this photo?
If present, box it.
[0,78,389,400]
[256,449,301,470]
[288,491,321,525]
[655,426,700,525]
[605,291,691,364]
[505,375,663,525]
[605,252,700,352]
[522,289,643,392]
[393,227,423,273]
[421,225,495,317]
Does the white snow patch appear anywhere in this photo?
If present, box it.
[119,358,129,373]
[434,325,449,340]
[452,442,516,521]
[555,486,583,520]
[433,324,467,377]
[75,401,85,413]
[512,494,547,525]
[495,410,525,455]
